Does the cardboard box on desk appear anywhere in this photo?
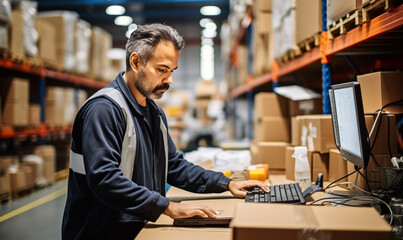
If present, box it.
[254,92,288,119]
[365,113,397,155]
[254,116,290,142]
[0,173,10,195]
[301,115,336,153]
[274,85,322,117]
[231,203,391,240]
[254,142,289,171]
[329,149,348,188]
[357,71,403,114]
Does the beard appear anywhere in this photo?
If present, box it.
[134,68,170,99]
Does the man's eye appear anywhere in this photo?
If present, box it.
[158,69,166,73]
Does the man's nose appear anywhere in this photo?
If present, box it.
[164,73,173,85]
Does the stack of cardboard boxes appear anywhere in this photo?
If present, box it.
[252,86,323,177]
[349,71,403,190]
[252,0,273,76]
[272,0,322,60]
[194,80,218,126]
[2,78,29,127]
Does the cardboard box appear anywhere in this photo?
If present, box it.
[194,79,218,98]
[357,71,403,114]
[0,156,17,174]
[2,102,29,127]
[254,116,290,142]
[10,170,27,192]
[255,11,272,35]
[29,104,41,127]
[254,92,288,119]
[254,0,271,12]
[37,12,77,71]
[365,114,397,155]
[231,203,392,240]
[288,99,322,117]
[312,152,329,181]
[327,0,362,24]
[274,85,322,117]
[291,116,302,146]
[36,18,57,66]
[301,115,336,152]
[237,45,248,85]
[10,10,24,56]
[328,149,347,187]
[0,173,10,195]
[295,0,322,43]
[253,32,273,75]
[5,78,29,104]
[254,142,289,170]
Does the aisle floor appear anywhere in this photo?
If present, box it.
[0,180,67,240]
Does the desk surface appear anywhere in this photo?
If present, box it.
[137,175,334,240]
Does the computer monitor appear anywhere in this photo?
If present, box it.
[329,82,370,169]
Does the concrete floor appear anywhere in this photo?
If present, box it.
[0,180,67,240]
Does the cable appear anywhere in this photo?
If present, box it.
[324,170,358,191]
[325,181,371,195]
[386,114,392,159]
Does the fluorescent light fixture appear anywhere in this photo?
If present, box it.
[201,37,214,46]
[128,23,138,31]
[200,6,221,16]
[202,28,217,38]
[115,16,133,26]
[106,5,125,15]
[126,29,134,38]
[199,18,212,28]
[205,22,217,31]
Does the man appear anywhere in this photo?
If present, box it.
[62,23,268,240]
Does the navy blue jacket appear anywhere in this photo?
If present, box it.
[62,72,231,240]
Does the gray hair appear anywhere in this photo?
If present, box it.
[125,23,185,71]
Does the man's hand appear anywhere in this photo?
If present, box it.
[163,201,217,219]
[227,180,269,198]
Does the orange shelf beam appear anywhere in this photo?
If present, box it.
[0,58,107,89]
[0,126,73,139]
[228,4,403,99]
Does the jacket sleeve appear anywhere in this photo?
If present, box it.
[80,98,169,222]
[161,112,231,193]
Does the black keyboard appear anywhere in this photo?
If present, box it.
[245,183,306,204]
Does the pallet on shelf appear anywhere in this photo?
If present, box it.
[328,10,363,40]
[297,32,321,53]
[362,0,399,22]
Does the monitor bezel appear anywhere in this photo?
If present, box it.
[329,82,370,169]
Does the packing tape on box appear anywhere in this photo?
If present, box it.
[301,126,308,147]
[294,207,331,240]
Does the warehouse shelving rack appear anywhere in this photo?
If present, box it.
[0,57,108,139]
[226,1,403,139]
[0,55,108,179]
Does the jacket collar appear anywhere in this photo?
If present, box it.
[115,71,162,117]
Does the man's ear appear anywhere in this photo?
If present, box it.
[129,52,142,73]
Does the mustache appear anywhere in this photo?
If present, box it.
[154,83,170,91]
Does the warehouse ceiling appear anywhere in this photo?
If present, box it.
[36,0,230,48]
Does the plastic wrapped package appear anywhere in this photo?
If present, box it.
[37,11,78,71]
[20,0,38,57]
[75,19,91,75]
[0,0,11,22]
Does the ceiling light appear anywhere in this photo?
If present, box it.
[106,5,125,15]
[199,18,212,28]
[205,22,217,31]
[128,23,138,31]
[200,6,221,16]
[115,16,133,26]
[202,28,217,38]
[126,29,134,38]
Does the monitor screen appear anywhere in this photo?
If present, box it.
[329,82,370,169]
